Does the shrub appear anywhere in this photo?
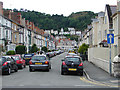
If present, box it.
[30,44,39,53]
[15,45,27,55]
[6,50,16,55]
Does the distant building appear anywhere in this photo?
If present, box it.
[45,30,51,34]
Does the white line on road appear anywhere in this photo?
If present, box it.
[74,85,95,87]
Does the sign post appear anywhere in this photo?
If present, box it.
[107,34,114,75]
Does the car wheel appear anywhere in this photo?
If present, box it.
[61,71,64,75]
[29,68,34,72]
[49,66,51,69]
[20,65,23,69]
[24,64,26,68]
[61,69,64,75]
[79,72,83,76]
[6,67,11,75]
[14,66,18,72]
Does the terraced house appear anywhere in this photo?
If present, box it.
[0,2,56,54]
[79,1,120,74]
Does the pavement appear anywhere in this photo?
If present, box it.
[83,61,120,86]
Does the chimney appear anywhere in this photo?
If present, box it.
[117,0,120,11]
[0,2,3,15]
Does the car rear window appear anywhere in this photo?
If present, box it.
[65,57,81,62]
[24,55,32,57]
[32,56,46,61]
[12,56,19,61]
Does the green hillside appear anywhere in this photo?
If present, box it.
[6,9,97,31]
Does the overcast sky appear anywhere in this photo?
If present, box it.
[0,0,117,16]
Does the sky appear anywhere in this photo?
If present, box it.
[0,0,117,16]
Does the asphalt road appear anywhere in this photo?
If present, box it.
[2,52,116,88]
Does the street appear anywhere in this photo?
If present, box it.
[2,52,119,88]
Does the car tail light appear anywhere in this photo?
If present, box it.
[45,61,48,64]
[19,60,22,63]
[29,61,32,64]
[62,61,66,65]
[79,63,83,66]
[3,62,8,66]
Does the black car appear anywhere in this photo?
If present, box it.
[0,56,18,75]
[29,54,51,72]
[24,54,34,65]
[61,56,83,76]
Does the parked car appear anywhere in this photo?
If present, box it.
[0,56,18,75]
[24,54,34,65]
[12,55,26,69]
[61,55,83,76]
[29,54,51,72]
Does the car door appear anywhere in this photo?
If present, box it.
[7,57,13,69]
[10,57,16,70]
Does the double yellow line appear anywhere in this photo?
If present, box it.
[80,77,120,88]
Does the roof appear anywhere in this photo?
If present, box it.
[2,56,12,58]
[106,4,117,23]
[65,55,80,58]
[110,5,117,15]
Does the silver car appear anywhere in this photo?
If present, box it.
[29,54,51,72]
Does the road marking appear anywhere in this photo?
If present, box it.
[74,85,94,87]
[80,77,120,87]
[110,80,120,83]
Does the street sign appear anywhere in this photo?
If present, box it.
[107,34,114,44]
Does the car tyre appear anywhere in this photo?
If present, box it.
[29,67,33,72]
[61,69,64,75]
[20,65,24,69]
[49,66,51,69]
[14,66,18,72]
[6,67,11,75]
[79,72,83,76]
[24,64,26,68]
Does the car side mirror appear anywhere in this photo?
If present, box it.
[61,59,65,61]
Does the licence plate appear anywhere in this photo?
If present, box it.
[68,68,77,71]
[26,58,30,59]
[35,63,42,65]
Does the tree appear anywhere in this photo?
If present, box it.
[41,46,48,52]
[78,43,89,55]
[30,44,39,53]
[15,45,27,55]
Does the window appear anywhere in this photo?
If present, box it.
[104,30,107,38]
[32,56,46,61]
[6,30,8,39]
[19,34,21,43]
[15,34,17,43]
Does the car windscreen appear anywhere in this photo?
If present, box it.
[12,56,19,61]
[31,56,46,61]
[65,57,81,62]
[0,57,7,65]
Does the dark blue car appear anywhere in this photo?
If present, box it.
[24,54,34,65]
